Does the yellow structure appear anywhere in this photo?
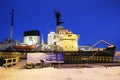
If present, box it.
[56,26,80,51]
[3,57,19,68]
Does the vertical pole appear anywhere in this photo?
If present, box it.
[58,62,61,68]
[5,59,7,68]
[50,63,52,67]
[11,58,13,66]
[10,8,14,42]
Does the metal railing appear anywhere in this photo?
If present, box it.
[3,57,19,68]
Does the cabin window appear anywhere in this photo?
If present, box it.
[54,42,56,45]
[68,35,72,37]
[65,46,67,48]
[54,35,56,39]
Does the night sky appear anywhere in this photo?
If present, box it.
[0,0,120,50]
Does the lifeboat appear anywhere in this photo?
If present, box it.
[13,45,34,50]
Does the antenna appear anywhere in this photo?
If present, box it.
[55,10,64,26]
[10,8,15,42]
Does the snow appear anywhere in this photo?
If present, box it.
[0,67,120,80]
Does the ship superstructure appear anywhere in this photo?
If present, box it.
[47,26,79,51]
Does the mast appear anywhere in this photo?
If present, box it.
[10,8,14,42]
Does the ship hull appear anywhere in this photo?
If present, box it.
[0,47,116,63]
[63,51,114,63]
[63,47,115,63]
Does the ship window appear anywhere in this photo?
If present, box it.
[61,32,63,34]
[54,35,56,39]
[68,35,72,37]
[54,42,56,45]
[65,46,67,48]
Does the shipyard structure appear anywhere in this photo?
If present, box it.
[0,10,117,65]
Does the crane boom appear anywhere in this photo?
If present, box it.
[92,40,114,48]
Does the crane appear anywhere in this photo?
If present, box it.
[89,40,114,51]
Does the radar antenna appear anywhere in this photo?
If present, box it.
[55,11,64,26]
[10,8,15,42]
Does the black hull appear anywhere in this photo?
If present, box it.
[63,51,114,63]
[63,47,115,63]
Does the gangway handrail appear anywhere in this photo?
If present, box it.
[3,57,19,68]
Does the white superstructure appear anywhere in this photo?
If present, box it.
[23,36,40,45]
[23,30,40,45]
[47,32,58,45]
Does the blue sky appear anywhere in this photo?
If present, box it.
[0,0,120,50]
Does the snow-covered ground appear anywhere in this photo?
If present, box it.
[0,67,120,80]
